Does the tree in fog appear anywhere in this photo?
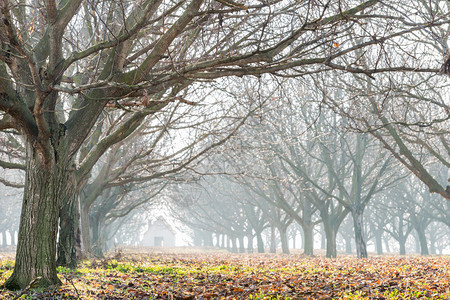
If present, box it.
[381,187,414,255]
[231,108,320,255]
[246,88,397,258]
[172,177,260,253]
[366,198,391,255]
[318,0,450,201]
[1,0,449,289]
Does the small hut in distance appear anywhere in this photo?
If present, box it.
[141,217,176,247]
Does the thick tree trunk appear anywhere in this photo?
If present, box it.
[302,224,314,256]
[351,209,368,258]
[57,195,80,269]
[3,140,74,290]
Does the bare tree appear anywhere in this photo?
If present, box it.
[1,0,449,289]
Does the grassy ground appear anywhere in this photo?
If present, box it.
[0,249,449,299]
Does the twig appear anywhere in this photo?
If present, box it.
[63,274,81,299]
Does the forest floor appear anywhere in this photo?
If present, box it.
[0,248,449,299]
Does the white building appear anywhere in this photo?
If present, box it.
[141,218,176,247]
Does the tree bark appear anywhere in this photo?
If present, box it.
[3,138,74,290]
[57,194,80,269]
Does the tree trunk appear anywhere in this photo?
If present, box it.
[91,214,105,258]
[292,231,296,249]
[57,195,80,269]
[384,237,391,253]
[247,234,254,253]
[231,237,238,253]
[220,234,225,248]
[270,226,276,253]
[302,224,314,256]
[3,140,74,290]
[279,226,290,254]
[374,229,383,255]
[1,230,6,247]
[399,238,406,255]
[204,232,213,247]
[80,203,91,256]
[256,232,264,253]
[351,209,368,258]
[320,224,326,250]
[429,233,436,255]
[323,222,337,258]
[345,236,352,254]
[9,230,15,246]
[239,236,245,253]
[415,227,429,255]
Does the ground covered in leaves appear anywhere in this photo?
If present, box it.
[0,250,449,299]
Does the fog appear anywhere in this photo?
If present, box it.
[0,1,449,291]
[1,96,449,256]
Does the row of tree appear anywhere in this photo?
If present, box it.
[0,0,448,290]
[170,93,448,257]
